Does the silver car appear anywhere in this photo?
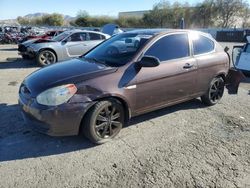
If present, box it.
[18,29,110,66]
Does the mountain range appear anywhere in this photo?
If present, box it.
[0,12,75,25]
[23,12,75,21]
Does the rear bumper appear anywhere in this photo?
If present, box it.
[19,96,94,136]
[225,68,246,94]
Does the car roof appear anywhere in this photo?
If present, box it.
[65,29,109,37]
[126,29,212,38]
[126,29,172,35]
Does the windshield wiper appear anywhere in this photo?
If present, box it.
[85,57,109,67]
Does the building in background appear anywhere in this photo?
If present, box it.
[118,10,150,18]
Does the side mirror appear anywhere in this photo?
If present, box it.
[137,55,160,68]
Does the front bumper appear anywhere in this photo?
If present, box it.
[18,44,36,58]
[19,95,94,136]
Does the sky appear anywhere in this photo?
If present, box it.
[0,0,202,20]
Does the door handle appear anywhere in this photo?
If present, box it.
[183,63,194,69]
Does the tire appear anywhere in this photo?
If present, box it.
[82,100,124,144]
[36,50,56,66]
[201,77,225,106]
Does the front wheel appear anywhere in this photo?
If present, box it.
[36,50,56,66]
[201,77,225,106]
[82,100,124,144]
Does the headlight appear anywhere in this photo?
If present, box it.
[27,46,34,52]
[36,84,77,106]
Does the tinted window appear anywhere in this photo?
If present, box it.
[192,35,214,55]
[84,33,153,67]
[100,35,106,39]
[145,34,189,61]
[68,33,86,42]
[89,33,102,40]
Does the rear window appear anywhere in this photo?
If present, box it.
[192,35,214,55]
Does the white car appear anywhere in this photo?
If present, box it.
[18,30,110,66]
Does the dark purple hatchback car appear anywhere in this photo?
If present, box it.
[19,29,230,143]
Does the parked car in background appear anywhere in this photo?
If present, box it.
[18,29,110,66]
[102,23,123,36]
[19,29,230,144]
[20,30,64,42]
[232,36,250,76]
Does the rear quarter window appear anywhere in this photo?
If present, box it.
[192,35,214,55]
[89,33,102,40]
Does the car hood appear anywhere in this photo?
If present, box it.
[22,38,55,47]
[23,58,117,97]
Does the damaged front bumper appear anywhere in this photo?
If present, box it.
[19,94,95,136]
[18,45,36,58]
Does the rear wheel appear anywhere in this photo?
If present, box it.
[201,77,225,106]
[82,100,124,144]
[36,50,56,66]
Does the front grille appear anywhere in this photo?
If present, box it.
[18,44,27,52]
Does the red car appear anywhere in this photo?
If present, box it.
[22,30,64,42]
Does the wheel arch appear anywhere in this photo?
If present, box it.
[78,95,131,135]
[96,95,131,123]
[215,72,227,81]
[38,48,58,62]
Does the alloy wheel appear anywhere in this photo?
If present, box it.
[95,104,122,139]
[39,51,55,65]
[209,79,224,103]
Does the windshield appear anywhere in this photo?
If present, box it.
[84,33,153,67]
[52,31,71,41]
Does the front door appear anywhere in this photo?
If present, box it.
[65,32,88,57]
[135,33,198,114]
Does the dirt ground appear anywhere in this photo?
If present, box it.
[0,44,249,188]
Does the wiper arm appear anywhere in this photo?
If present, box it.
[84,57,109,66]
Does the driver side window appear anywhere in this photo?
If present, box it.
[145,33,190,62]
[67,33,86,42]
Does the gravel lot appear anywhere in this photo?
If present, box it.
[0,44,250,188]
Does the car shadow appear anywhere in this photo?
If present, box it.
[0,48,18,51]
[0,103,95,162]
[0,99,205,162]
[240,77,250,95]
[0,58,37,69]
[128,99,205,125]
